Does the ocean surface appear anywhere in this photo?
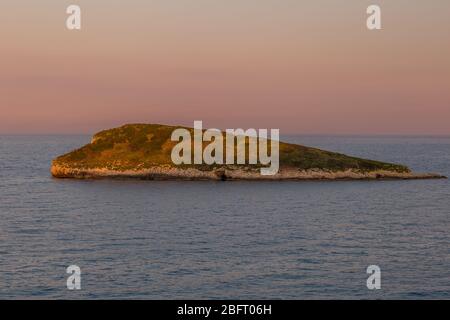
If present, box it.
[0,135,449,299]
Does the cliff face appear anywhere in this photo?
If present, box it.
[51,124,444,180]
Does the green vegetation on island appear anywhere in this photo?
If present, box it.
[51,124,418,180]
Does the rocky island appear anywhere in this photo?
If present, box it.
[51,124,445,180]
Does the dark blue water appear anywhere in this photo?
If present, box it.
[0,135,449,299]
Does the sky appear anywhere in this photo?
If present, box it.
[0,0,449,134]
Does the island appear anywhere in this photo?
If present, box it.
[51,124,445,180]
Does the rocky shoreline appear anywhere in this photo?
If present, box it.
[50,124,447,182]
[51,164,446,181]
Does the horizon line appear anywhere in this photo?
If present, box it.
[2,132,450,137]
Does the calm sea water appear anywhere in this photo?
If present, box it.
[0,135,449,299]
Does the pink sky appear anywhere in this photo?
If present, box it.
[0,0,449,134]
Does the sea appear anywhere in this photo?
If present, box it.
[0,135,449,299]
